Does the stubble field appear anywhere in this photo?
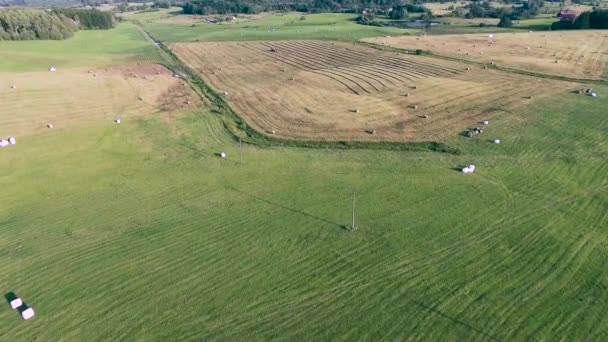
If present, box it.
[366,30,608,79]
[173,40,573,142]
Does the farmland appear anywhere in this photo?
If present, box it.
[1,10,608,342]
[365,30,608,80]
[173,40,572,142]
[138,11,415,43]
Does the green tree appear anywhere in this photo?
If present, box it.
[497,15,513,27]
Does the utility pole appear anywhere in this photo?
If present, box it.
[239,137,243,166]
[352,191,356,231]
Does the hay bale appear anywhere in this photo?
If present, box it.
[465,67,470,71]
[0,140,8,147]
[483,66,488,69]
[21,307,34,320]
[468,164,476,171]
[282,68,286,72]
[424,114,429,119]
[554,60,558,64]
[115,119,121,124]
[10,298,22,310]
[223,91,229,96]
[8,137,16,145]
[411,105,418,109]
[220,152,226,158]
[462,167,471,174]
[483,120,489,125]
[528,96,533,99]
[138,96,144,101]
[11,85,16,89]
[186,101,191,105]
[494,139,501,144]
[47,123,54,129]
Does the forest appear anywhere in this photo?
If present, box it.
[0,8,114,40]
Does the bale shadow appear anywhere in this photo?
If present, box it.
[4,292,17,307]
[225,185,349,231]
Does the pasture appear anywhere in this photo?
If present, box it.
[1,15,608,342]
[365,30,608,80]
[173,40,572,142]
[137,12,415,42]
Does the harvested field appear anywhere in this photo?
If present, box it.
[173,40,572,142]
[0,64,199,136]
[365,30,608,80]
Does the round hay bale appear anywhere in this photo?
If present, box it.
[8,136,16,145]
[21,307,34,320]
[528,96,533,99]
[290,76,295,80]
[138,96,144,101]
[424,114,429,119]
[186,101,191,104]
[494,139,500,144]
[223,91,228,96]
[220,152,226,158]
[412,105,418,109]
[47,123,54,129]
[10,298,22,310]
[0,140,9,147]
[483,66,488,69]
[465,67,470,71]
[11,85,16,89]
[483,120,489,125]
[114,119,121,124]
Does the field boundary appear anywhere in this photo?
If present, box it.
[141,29,460,154]
[358,41,608,85]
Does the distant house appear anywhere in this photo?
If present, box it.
[557,9,582,21]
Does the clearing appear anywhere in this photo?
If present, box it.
[173,40,572,142]
[365,30,608,80]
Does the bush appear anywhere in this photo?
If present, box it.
[415,49,423,55]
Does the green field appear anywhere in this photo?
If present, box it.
[0,23,160,72]
[137,11,415,42]
[1,18,608,340]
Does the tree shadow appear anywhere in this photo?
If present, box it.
[225,185,349,231]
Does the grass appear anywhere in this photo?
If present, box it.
[136,12,415,42]
[2,13,608,341]
[1,81,608,340]
[0,23,161,72]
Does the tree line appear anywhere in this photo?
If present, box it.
[552,9,608,30]
[53,8,115,29]
[181,0,407,15]
[0,8,114,40]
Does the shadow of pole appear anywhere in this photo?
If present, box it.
[225,185,349,231]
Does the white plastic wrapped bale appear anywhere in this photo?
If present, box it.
[220,152,226,158]
[0,140,8,147]
[21,307,35,320]
[47,123,54,129]
[115,119,121,124]
[469,164,476,172]
[494,139,501,144]
[8,137,16,145]
[462,167,471,174]
[483,120,489,125]
[591,93,597,97]
[10,298,23,310]
[49,67,57,72]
